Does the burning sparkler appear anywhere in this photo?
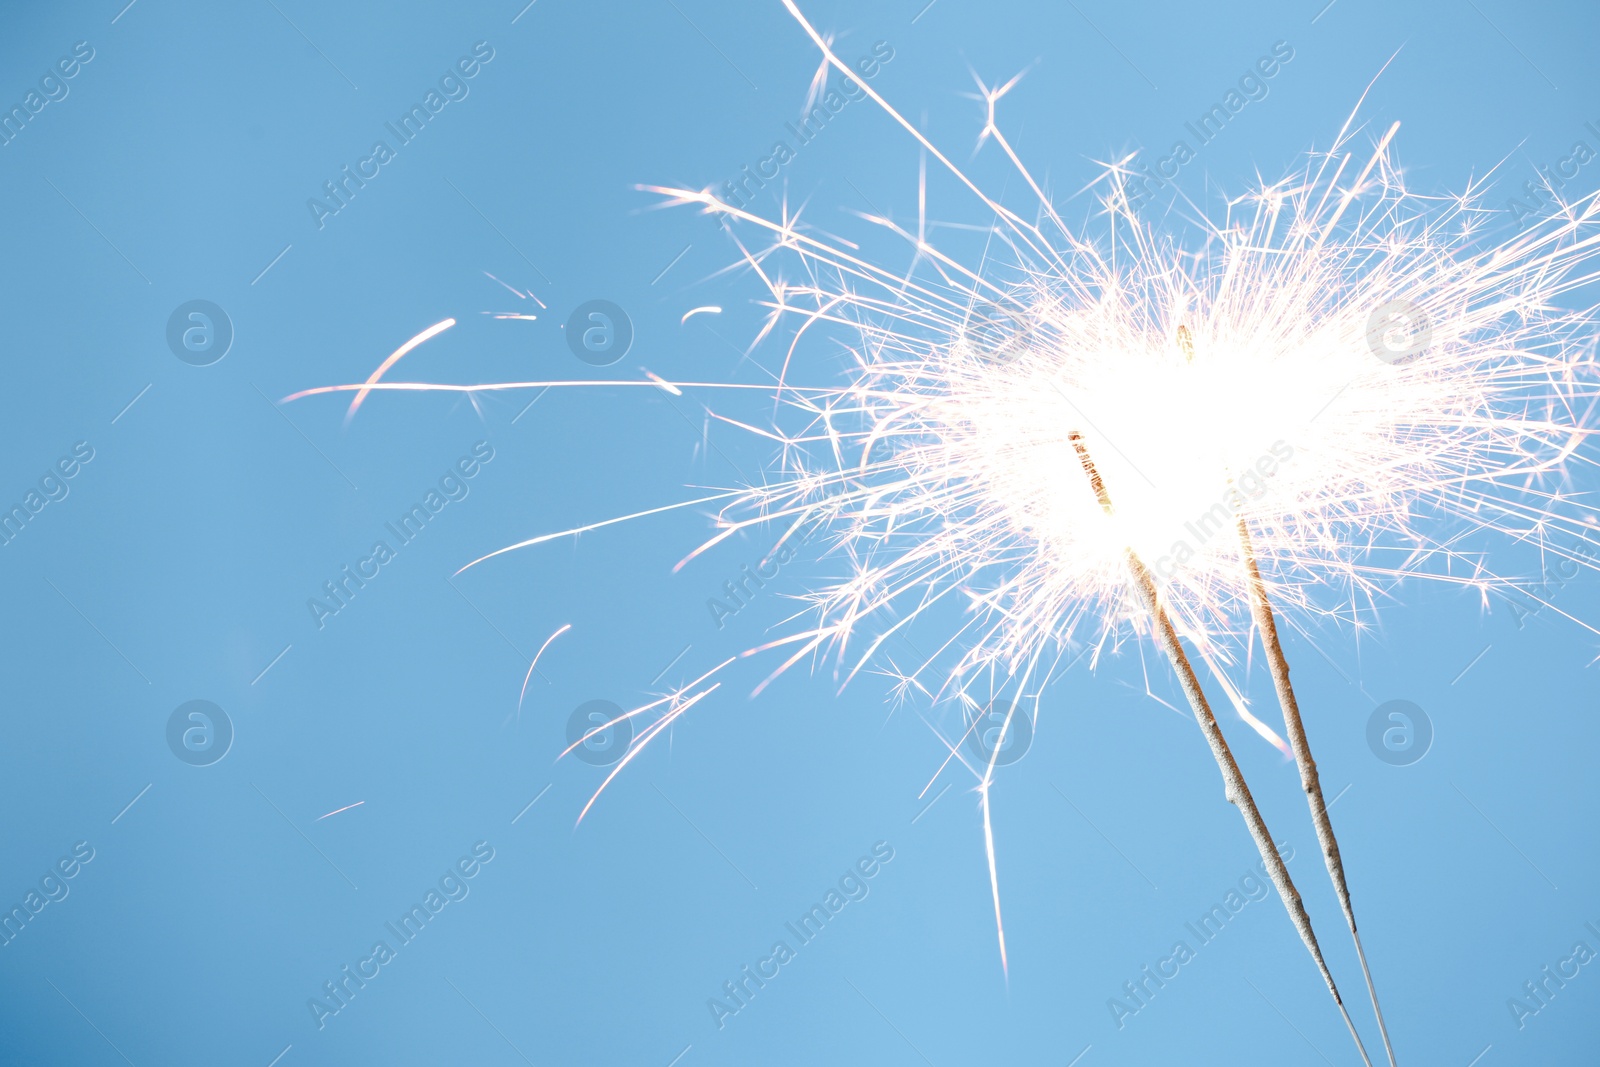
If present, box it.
[1070,427,1375,1061]
[287,0,1600,1058]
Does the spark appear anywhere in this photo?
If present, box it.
[282,379,789,404]
[451,489,748,575]
[316,801,365,820]
[483,270,526,299]
[517,622,572,719]
[681,305,723,323]
[565,659,736,826]
[643,370,684,395]
[344,318,456,427]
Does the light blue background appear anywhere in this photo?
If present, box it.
[1,0,1597,1064]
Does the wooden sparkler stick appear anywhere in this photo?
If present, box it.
[1068,430,1374,1067]
[1236,517,1399,1067]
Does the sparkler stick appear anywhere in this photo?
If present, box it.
[1236,516,1398,1067]
[1069,430,1374,1067]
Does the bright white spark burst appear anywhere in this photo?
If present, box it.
[288,1,1600,975]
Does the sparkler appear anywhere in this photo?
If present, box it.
[1236,513,1397,1064]
[1071,429,1375,1062]
[286,0,1600,1057]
